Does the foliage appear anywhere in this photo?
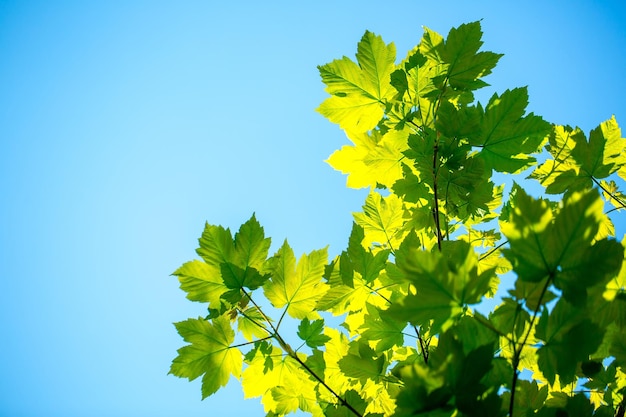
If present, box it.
[170,21,626,417]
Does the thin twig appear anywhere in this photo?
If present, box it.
[414,325,429,364]
[240,288,364,417]
[508,273,553,417]
[593,177,626,210]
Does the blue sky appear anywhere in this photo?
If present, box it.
[1,1,625,416]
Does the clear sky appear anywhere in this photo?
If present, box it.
[1,1,625,416]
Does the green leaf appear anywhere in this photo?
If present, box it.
[394,331,498,417]
[324,390,369,417]
[353,192,406,250]
[471,88,551,172]
[388,240,495,334]
[507,380,549,417]
[195,214,271,290]
[439,21,503,91]
[305,348,326,380]
[338,340,386,384]
[297,318,331,348]
[169,316,242,399]
[237,307,270,341]
[503,187,623,304]
[392,163,431,203]
[172,260,229,309]
[196,222,234,266]
[573,115,626,180]
[242,346,321,415]
[489,297,531,341]
[535,300,605,385]
[438,154,496,220]
[345,222,390,284]
[263,241,328,319]
[317,31,396,132]
[532,118,626,195]
[360,303,406,352]
[222,215,271,290]
[316,257,374,314]
[530,125,590,193]
[326,128,409,190]
[452,315,499,355]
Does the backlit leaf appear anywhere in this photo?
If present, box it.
[263,241,329,319]
[195,214,271,290]
[317,31,396,132]
[353,192,406,250]
[327,128,408,189]
[439,21,502,91]
[471,88,551,172]
[172,260,228,309]
[297,318,331,348]
[169,316,242,399]
[388,240,495,334]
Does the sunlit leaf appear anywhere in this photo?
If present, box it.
[353,192,406,250]
[172,260,228,309]
[388,240,495,334]
[169,316,242,399]
[297,318,331,348]
[327,129,408,189]
[471,88,551,173]
[264,241,328,319]
[317,31,396,132]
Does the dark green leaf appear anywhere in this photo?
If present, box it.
[535,301,605,384]
[297,318,331,348]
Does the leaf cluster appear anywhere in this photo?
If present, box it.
[170,21,626,417]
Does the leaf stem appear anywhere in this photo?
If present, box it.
[230,336,274,350]
[432,132,444,251]
[414,325,429,364]
[241,288,363,417]
[282,343,364,417]
[508,273,553,417]
[593,176,626,210]
[241,288,278,335]
[478,240,509,262]
[237,307,271,335]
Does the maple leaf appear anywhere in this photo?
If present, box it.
[326,128,409,189]
[501,187,624,304]
[237,307,270,341]
[535,299,605,385]
[195,214,271,290]
[263,241,329,320]
[353,192,406,250]
[359,303,405,353]
[388,239,496,334]
[532,117,626,194]
[437,21,503,92]
[317,31,397,132]
[172,260,229,309]
[471,88,551,173]
[169,316,242,399]
[242,346,322,415]
[297,318,331,348]
[338,340,386,384]
[573,116,626,180]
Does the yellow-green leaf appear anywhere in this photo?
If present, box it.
[263,241,329,319]
[169,316,242,399]
[353,192,406,250]
[317,31,396,132]
[172,260,228,309]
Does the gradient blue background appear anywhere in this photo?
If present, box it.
[1,1,625,416]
